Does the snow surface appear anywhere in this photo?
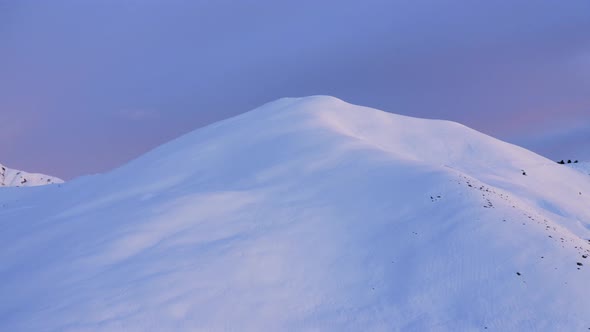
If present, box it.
[1,96,589,331]
[568,161,590,176]
[0,163,63,187]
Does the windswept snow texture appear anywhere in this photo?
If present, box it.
[568,161,590,176]
[1,96,590,331]
[0,163,63,187]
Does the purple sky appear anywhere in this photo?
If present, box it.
[1,0,589,180]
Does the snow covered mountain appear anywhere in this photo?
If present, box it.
[568,161,590,176]
[0,163,63,187]
[1,96,589,331]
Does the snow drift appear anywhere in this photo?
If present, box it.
[0,96,589,331]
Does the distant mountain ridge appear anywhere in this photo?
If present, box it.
[0,163,63,187]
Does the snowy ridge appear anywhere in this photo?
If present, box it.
[0,96,589,331]
[567,161,590,176]
[0,163,63,187]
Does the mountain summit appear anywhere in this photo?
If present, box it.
[0,163,63,187]
[1,96,589,331]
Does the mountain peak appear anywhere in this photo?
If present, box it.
[129,95,547,178]
[0,163,63,187]
[1,97,589,331]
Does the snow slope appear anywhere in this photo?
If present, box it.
[568,161,590,176]
[0,96,589,331]
[0,163,63,187]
